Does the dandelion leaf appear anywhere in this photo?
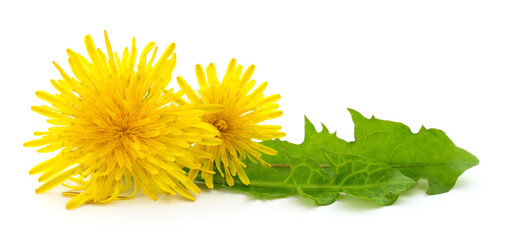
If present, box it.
[347,109,479,194]
[210,109,479,205]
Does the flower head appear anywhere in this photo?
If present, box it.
[177,59,285,188]
[24,31,221,209]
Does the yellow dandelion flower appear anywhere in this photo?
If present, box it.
[24,31,222,209]
[177,59,286,188]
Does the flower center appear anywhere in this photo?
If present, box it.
[118,127,134,136]
[213,119,228,132]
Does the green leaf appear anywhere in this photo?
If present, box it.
[211,149,416,205]
[347,109,479,194]
[209,109,479,205]
[263,109,479,195]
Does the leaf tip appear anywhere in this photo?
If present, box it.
[303,115,317,134]
[346,108,357,114]
[347,108,366,122]
[321,122,329,133]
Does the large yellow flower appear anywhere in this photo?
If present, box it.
[177,59,285,188]
[24,31,222,209]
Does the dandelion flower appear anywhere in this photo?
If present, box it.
[177,59,285,188]
[24,31,222,209]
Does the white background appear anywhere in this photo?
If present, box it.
[1,0,504,239]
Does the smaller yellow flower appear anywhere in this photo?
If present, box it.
[177,59,286,188]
